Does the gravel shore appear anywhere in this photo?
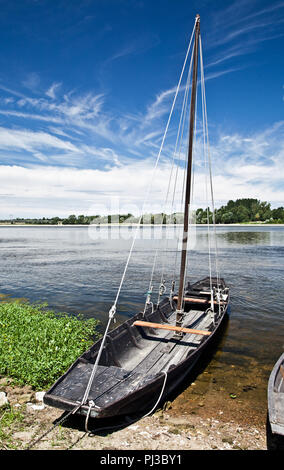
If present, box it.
[0,380,268,451]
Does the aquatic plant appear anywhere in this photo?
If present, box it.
[0,301,100,390]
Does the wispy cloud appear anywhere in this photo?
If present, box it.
[0,119,283,217]
[0,84,27,99]
[144,86,177,123]
[16,92,104,120]
[0,126,80,157]
[193,120,284,207]
[206,44,252,69]
[0,109,64,124]
[22,72,40,91]
[45,82,62,99]
[205,0,284,71]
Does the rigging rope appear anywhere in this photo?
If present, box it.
[181,74,198,314]
[87,370,168,435]
[80,24,224,433]
[156,43,194,306]
[111,16,197,312]
[199,35,221,315]
[143,249,158,315]
[25,370,168,447]
[26,20,225,451]
[80,18,198,409]
[25,404,80,450]
[200,37,213,313]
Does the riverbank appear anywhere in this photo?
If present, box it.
[0,303,272,451]
[0,303,271,452]
[0,222,284,227]
[0,380,267,450]
[0,298,278,451]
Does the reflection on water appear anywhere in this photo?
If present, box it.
[219,230,271,245]
[0,225,283,424]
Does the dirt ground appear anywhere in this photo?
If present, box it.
[0,379,270,451]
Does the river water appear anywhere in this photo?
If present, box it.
[0,224,283,426]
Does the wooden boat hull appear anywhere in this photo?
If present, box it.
[44,277,230,420]
[268,352,284,436]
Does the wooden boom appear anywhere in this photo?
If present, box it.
[133,320,211,336]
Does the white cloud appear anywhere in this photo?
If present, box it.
[0,51,252,166]
[0,109,64,124]
[145,87,177,123]
[0,61,283,219]
[45,82,62,99]
[0,117,283,219]
[0,126,80,155]
[15,92,104,121]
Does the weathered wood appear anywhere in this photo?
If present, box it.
[268,352,284,437]
[172,295,224,305]
[280,364,284,380]
[133,320,211,336]
[44,290,229,419]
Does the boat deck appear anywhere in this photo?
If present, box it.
[46,307,213,410]
[121,308,211,372]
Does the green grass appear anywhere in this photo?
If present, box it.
[0,301,100,390]
[0,404,25,449]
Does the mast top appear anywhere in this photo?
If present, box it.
[195,14,200,22]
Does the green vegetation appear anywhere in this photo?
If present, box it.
[0,404,24,449]
[196,199,284,224]
[0,199,283,225]
[0,301,100,390]
[0,214,100,225]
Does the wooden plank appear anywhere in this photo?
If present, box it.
[133,320,211,336]
[126,311,204,375]
[172,295,224,305]
[149,317,211,374]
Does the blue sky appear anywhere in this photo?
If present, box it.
[0,0,283,217]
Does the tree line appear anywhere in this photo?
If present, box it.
[196,199,284,224]
[1,199,283,225]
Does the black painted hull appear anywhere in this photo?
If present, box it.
[44,277,229,420]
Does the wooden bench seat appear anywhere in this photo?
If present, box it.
[133,320,211,336]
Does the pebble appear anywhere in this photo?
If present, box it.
[27,402,45,411]
[35,391,45,402]
[0,391,9,407]
[139,431,151,438]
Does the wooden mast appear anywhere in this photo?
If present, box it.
[176,14,200,329]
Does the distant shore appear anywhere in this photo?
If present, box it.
[0,223,284,227]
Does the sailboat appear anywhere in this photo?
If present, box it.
[44,15,230,427]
